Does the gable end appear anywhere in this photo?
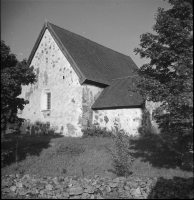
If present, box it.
[27,22,86,84]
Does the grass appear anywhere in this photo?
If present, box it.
[2,134,114,178]
[1,133,193,179]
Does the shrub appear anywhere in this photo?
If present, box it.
[82,119,134,177]
[82,124,113,138]
[110,129,134,177]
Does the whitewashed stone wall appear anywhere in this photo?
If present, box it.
[93,109,143,136]
[81,84,103,128]
[19,29,83,136]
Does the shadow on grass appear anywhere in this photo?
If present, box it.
[2,121,63,167]
[147,176,193,199]
[129,133,193,171]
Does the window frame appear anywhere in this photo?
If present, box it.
[41,89,51,111]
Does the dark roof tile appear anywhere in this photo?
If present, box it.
[28,22,139,85]
[92,76,143,109]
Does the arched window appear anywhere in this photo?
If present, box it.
[41,89,51,111]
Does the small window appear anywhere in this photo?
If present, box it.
[47,92,51,110]
[41,89,51,111]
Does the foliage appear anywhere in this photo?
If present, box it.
[82,120,134,176]
[82,121,134,176]
[134,0,193,150]
[106,120,134,177]
[1,40,36,135]
[82,123,113,138]
[110,129,133,177]
[1,40,36,166]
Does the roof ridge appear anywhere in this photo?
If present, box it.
[28,21,139,86]
[48,22,135,60]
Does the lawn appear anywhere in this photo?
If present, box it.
[1,133,193,179]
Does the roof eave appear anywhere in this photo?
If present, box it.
[91,104,143,110]
[82,79,110,87]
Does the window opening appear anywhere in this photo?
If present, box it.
[41,89,51,111]
[47,92,51,110]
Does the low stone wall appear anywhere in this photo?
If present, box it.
[1,174,193,199]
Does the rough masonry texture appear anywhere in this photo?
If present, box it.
[19,22,160,136]
[20,29,83,136]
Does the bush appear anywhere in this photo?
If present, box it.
[82,121,134,177]
[110,129,134,177]
[82,124,113,138]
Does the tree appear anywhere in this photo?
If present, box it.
[1,40,36,137]
[134,0,193,151]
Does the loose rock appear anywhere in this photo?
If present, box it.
[63,192,70,198]
[132,186,142,197]
[109,182,118,188]
[10,186,17,192]
[81,192,91,199]
[69,186,84,195]
[16,182,23,188]
[45,184,53,191]
[84,185,95,194]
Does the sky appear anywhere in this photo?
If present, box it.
[1,0,171,68]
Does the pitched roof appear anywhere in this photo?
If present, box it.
[91,76,143,109]
[28,22,139,85]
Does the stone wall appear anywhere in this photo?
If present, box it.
[81,84,103,128]
[19,29,83,137]
[93,109,143,136]
[81,84,143,136]
[20,120,56,135]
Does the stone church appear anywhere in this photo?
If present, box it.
[19,22,159,136]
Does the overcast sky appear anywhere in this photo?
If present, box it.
[2,0,171,68]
